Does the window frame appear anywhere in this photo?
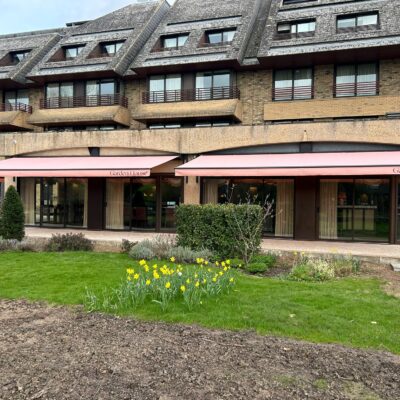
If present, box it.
[276,19,316,38]
[160,34,189,50]
[336,12,379,32]
[147,74,183,103]
[273,67,314,101]
[99,41,124,56]
[204,29,237,46]
[10,50,30,64]
[334,62,379,98]
[63,45,85,60]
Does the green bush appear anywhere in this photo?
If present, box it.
[246,262,269,274]
[45,233,94,252]
[129,242,156,260]
[251,253,277,268]
[0,186,25,241]
[128,235,176,260]
[176,204,264,260]
[288,259,335,282]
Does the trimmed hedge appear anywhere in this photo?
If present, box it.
[176,204,264,259]
[0,186,25,241]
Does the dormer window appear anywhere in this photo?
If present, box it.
[162,34,189,50]
[100,41,124,56]
[205,29,236,45]
[64,45,85,60]
[276,19,315,38]
[337,12,379,32]
[10,50,30,64]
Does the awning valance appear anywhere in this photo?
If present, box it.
[0,156,178,178]
[175,152,400,177]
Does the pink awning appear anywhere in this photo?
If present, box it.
[0,156,178,177]
[175,152,400,177]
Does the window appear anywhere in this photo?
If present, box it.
[277,19,315,38]
[10,50,30,64]
[100,41,124,56]
[148,123,182,129]
[195,121,230,127]
[205,29,236,45]
[283,0,317,4]
[196,71,231,100]
[337,12,379,32]
[335,63,378,97]
[148,75,182,103]
[86,79,120,105]
[45,82,74,107]
[64,45,85,59]
[4,90,29,110]
[273,68,313,101]
[161,34,189,50]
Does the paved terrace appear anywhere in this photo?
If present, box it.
[25,227,400,265]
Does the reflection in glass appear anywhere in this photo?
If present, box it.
[161,177,182,230]
[131,179,157,230]
[66,179,87,228]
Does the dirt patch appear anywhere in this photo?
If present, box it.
[0,300,399,400]
[360,262,400,298]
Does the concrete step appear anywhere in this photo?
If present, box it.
[390,262,400,272]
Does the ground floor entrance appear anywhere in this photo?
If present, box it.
[19,176,183,232]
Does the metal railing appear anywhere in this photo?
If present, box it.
[0,102,32,113]
[142,86,240,104]
[334,81,379,97]
[40,94,128,109]
[273,85,314,101]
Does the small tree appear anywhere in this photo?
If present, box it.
[0,185,25,241]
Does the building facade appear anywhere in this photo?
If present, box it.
[1,0,400,243]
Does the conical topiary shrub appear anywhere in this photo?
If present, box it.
[0,185,25,241]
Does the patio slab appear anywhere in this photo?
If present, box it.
[25,227,400,264]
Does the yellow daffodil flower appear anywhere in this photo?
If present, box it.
[139,260,146,266]
[180,285,186,293]
[126,268,134,275]
[170,257,176,263]
[134,274,140,280]
[146,279,151,286]
[165,282,171,289]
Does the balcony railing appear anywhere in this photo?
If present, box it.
[273,85,314,101]
[40,94,128,109]
[142,86,240,104]
[0,102,32,113]
[334,81,379,97]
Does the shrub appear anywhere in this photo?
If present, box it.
[0,239,34,252]
[229,258,244,268]
[251,253,277,269]
[167,246,214,263]
[45,233,94,252]
[288,259,335,282]
[245,262,269,274]
[121,239,137,254]
[129,242,156,260]
[0,186,25,241]
[176,204,264,260]
[333,257,360,277]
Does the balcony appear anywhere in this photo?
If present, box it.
[40,94,128,109]
[29,94,130,127]
[135,86,242,122]
[0,102,34,131]
[142,87,240,104]
[273,85,314,102]
[265,93,399,122]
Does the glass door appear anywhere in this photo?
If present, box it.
[65,179,87,228]
[160,177,182,230]
[131,178,157,230]
[41,178,65,227]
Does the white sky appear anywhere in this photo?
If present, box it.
[0,0,176,35]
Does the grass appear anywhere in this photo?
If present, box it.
[0,252,399,354]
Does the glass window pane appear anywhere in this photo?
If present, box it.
[297,21,315,33]
[103,44,115,55]
[165,75,182,91]
[196,72,213,89]
[17,90,29,105]
[5,91,16,106]
[41,178,65,227]
[274,69,293,101]
[337,17,356,29]
[208,32,222,44]
[223,30,236,42]
[66,178,87,228]
[161,177,182,230]
[336,65,356,97]
[100,81,115,95]
[213,73,230,88]
[60,83,73,97]
[294,68,312,99]
[46,83,59,98]
[357,63,377,96]
[86,81,98,96]
[115,42,123,52]
[357,14,378,26]
[106,178,131,230]
[131,179,157,230]
[164,37,177,48]
[178,35,188,46]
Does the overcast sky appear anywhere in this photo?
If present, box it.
[0,0,175,35]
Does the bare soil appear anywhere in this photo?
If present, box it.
[0,300,399,400]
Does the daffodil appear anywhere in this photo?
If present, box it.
[153,271,160,279]
[139,260,146,266]
[180,285,186,293]
[212,277,217,283]
[226,260,231,265]
[229,278,234,283]
[146,279,151,286]
[170,257,176,263]
[195,281,200,288]
[203,279,207,284]
[134,273,140,280]
[186,278,191,284]
[165,282,171,289]
[215,261,220,267]
[127,268,134,275]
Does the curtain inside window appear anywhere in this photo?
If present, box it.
[106,179,125,229]
[336,65,356,97]
[294,68,312,99]
[319,180,338,239]
[20,178,35,225]
[274,70,293,101]
[357,63,377,95]
[204,179,226,204]
[275,181,294,237]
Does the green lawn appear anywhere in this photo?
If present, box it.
[0,252,399,354]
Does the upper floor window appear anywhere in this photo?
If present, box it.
[64,45,85,60]
[205,29,236,45]
[273,68,313,101]
[337,12,379,32]
[283,0,317,4]
[162,34,189,50]
[100,41,124,56]
[10,50,30,64]
[196,71,232,100]
[277,19,315,38]
[335,63,378,97]
[148,74,182,103]
[3,89,30,112]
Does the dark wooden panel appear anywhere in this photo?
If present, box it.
[87,178,105,230]
[295,177,317,241]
